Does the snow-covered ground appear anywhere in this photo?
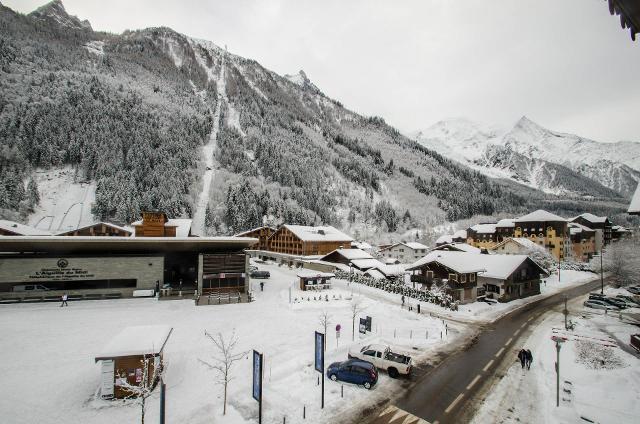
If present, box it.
[28,167,96,233]
[0,261,448,424]
[471,287,640,424]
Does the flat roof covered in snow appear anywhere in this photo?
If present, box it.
[0,235,257,254]
[95,325,173,360]
[0,220,52,236]
[296,270,335,279]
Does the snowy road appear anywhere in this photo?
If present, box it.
[364,275,607,424]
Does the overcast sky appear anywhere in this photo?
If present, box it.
[6,0,640,142]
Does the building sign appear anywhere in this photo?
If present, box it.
[143,212,166,225]
[252,350,262,401]
[314,331,324,373]
[27,258,94,281]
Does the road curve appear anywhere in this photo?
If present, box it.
[366,277,608,424]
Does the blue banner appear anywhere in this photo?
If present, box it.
[253,350,262,401]
[314,332,324,373]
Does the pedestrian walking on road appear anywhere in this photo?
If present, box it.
[517,349,526,369]
[260,281,264,291]
[60,293,68,307]
[401,295,405,307]
[525,349,533,370]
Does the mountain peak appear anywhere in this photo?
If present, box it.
[284,69,320,93]
[30,0,92,31]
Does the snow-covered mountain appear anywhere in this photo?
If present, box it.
[412,117,640,197]
[28,0,91,30]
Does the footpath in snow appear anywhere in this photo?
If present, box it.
[0,260,450,424]
[471,287,640,424]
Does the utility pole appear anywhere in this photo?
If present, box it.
[600,248,604,295]
[563,295,568,330]
[159,379,166,424]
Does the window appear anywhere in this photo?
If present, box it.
[460,274,467,283]
[448,273,457,282]
[470,273,476,282]
[426,271,434,279]
[363,350,376,357]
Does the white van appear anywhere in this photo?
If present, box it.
[12,284,50,292]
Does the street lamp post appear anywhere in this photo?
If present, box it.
[349,262,353,285]
[600,247,605,295]
[552,336,566,407]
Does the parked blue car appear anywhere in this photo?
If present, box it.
[326,359,378,389]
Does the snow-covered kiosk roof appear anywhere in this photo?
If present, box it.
[0,220,52,236]
[95,325,173,361]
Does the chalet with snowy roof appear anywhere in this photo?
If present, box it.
[267,225,352,256]
[569,213,612,251]
[436,230,468,246]
[407,251,485,304]
[568,223,596,263]
[466,223,498,249]
[95,325,172,399]
[431,242,481,254]
[56,222,133,237]
[0,220,52,236]
[131,212,192,237]
[234,226,276,250]
[490,237,546,256]
[319,249,385,271]
[475,254,545,302]
[514,210,568,261]
[379,242,428,263]
[628,183,640,215]
[611,225,632,240]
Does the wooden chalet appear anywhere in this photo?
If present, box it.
[267,225,353,256]
[56,222,132,237]
[95,325,172,399]
[466,223,498,249]
[297,270,335,291]
[234,226,276,250]
[407,251,485,304]
[131,212,192,237]
[477,255,545,303]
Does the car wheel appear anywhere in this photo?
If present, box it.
[330,374,337,381]
[388,368,399,378]
[364,381,372,389]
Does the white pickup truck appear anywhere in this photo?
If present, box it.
[348,343,412,378]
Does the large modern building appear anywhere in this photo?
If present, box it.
[513,210,569,261]
[0,216,256,301]
[266,225,353,256]
[234,226,276,251]
[569,213,612,252]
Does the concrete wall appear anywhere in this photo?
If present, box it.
[0,256,164,290]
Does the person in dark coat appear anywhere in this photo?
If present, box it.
[260,281,264,291]
[525,349,533,370]
[517,349,526,369]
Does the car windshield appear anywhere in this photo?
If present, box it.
[360,345,369,353]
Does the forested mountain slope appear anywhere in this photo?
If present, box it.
[0,1,631,240]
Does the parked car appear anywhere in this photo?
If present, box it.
[348,344,412,378]
[326,359,378,389]
[249,265,259,273]
[616,295,640,307]
[250,270,270,279]
[584,299,620,311]
[12,284,50,292]
[602,297,628,309]
[626,286,640,295]
[589,293,606,300]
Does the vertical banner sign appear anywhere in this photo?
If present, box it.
[359,318,367,334]
[314,332,324,372]
[253,350,263,424]
[314,331,325,409]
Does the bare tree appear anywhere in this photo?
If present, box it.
[350,298,366,341]
[603,237,640,287]
[318,310,331,351]
[200,331,248,415]
[117,354,163,424]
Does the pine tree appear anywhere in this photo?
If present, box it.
[26,178,40,210]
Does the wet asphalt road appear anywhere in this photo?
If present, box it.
[367,276,606,424]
